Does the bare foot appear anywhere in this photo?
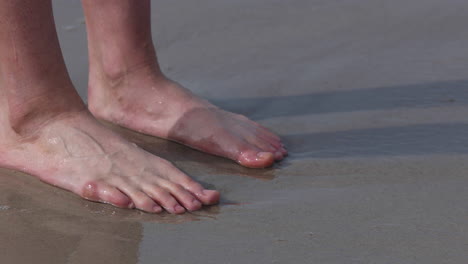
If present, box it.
[88,71,287,168]
[0,110,219,214]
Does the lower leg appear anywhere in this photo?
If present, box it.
[82,0,287,168]
[0,0,84,137]
[0,0,218,213]
[81,0,160,86]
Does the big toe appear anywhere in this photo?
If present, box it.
[81,182,133,209]
[237,150,275,168]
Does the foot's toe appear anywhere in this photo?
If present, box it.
[256,129,283,149]
[237,150,275,168]
[152,205,164,213]
[280,146,288,155]
[254,123,281,142]
[244,134,277,153]
[158,179,203,212]
[264,137,282,148]
[218,134,276,168]
[131,191,163,213]
[144,185,186,214]
[274,151,284,160]
[177,179,220,205]
[199,190,221,205]
[155,160,219,207]
[117,186,162,213]
[81,181,132,208]
[193,188,220,205]
[243,121,281,147]
[103,188,134,208]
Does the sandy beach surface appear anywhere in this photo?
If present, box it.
[1,0,468,263]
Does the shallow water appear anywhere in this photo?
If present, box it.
[1,0,468,263]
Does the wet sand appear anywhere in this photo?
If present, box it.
[2,0,468,263]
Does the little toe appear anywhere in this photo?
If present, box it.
[238,149,275,168]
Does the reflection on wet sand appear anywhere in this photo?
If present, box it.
[0,166,219,263]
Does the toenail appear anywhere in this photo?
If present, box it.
[153,206,162,213]
[193,199,202,207]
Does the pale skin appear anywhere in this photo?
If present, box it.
[0,0,286,213]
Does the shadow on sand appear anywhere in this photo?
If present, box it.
[213,80,468,120]
[283,123,468,159]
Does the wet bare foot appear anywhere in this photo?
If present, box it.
[88,70,287,168]
[0,110,219,214]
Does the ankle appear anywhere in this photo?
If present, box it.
[8,91,86,137]
[88,44,165,88]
